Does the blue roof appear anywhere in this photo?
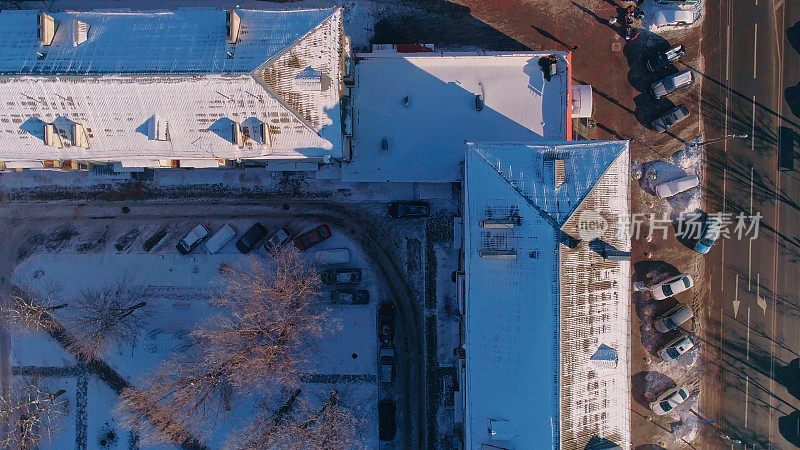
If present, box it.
[0,8,337,75]
[462,140,626,449]
[470,141,627,225]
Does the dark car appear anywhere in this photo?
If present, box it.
[235,223,267,253]
[388,201,430,218]
[330,289,369,305]
[651,104,690,133]
[294,224,331,251]
[378,400,397,442]
[321,269,362,285]
[379,302,395,346]
[646,44,685,72]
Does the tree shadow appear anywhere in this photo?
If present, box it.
[787,20,800,55]
[671,209,705,250]
[631,370,676,409]
[779,410,800,446]
[785,82,800,121]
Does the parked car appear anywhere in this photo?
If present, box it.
[656,0,698,4]
[694,216,721,254]
[654,174,699,198]
[654,304,694,332]
[322,269,362,285]
[659,333,695,361]
[263,226,292,251]
[177,224,209,255]
[204,223,237,254]
[235,223,267,253]
[378,400,397,441]
[651,70,694,99]
[646,44,686,72]
[313,248,351,265]
[388,201,430,219]
[379,302,395,346]
[653,9,696,26]
[379,347,394,383]
[651,273,694,300]
[651,105,690,133]
[650,386,690,415]
[295,224,331,251]
[330,289,369,305]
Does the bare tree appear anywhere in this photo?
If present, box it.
[224,389,362,450]
[68,275,148,359]
[0,286,66,332]
[116,246,326,445]
[0,379,68,450]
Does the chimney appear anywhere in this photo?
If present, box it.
[232,121,244,147]
[43,124,63,148]
[72,20,89,46]
[554,159,565,188]
[37,12,57,46]
[72,123,89,148]
[147,115,170,141]
[226,10,241,44]
[260,122,271,146]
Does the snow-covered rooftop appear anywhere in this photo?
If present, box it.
[343,52,571,183]
[0,8,344,164]
[462,140,630,450]
[0,8,336,75]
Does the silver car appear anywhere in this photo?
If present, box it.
[651,70,694,99]
[654,304,694,332]
[650,386,690,415]
[654,174,699,198]
[651,273,694,300]
[651,104,690,133]
[659,333,695,361]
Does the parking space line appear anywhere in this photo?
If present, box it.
[753,23,758,79]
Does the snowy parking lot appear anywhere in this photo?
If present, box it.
[8,215,388,448]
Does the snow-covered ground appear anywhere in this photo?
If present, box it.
[10,219,382,449]
[635,140,703,220]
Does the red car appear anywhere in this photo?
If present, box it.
[294,224,331,251]
[379,302,395,347]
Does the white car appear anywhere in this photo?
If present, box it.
[176,224,209,255]
[650,386,690,415]
[659,333,695,361]
[653,9,696,26]
[651,273,694,300]
[654,174,699,198]
[651,70,694,99]
[654,304,694,332]
[263,226,292,251]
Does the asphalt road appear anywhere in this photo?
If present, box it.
[702,0,800,446]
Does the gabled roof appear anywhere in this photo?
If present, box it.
[469,141,627,226]
[0,8,338,75]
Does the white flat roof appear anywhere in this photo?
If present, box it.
[343,52,570,183]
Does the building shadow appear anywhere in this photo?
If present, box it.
[779,410,800,446]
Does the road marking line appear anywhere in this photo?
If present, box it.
[752,97,757,153]
[745,375,750,427]
[721,239,725,292]
[750,166,754,214]
[748,239,753,291]
[747,307,751,360]
[726,24,731,80]
[753,23,758,78]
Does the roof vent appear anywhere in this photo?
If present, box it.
[479,249,517,260]
[72,20,89,46]
[43,124,63,148]
[72,123,89,148]
[226,10,241,44]
[232,121,244,148]
[554,159,565,188]
[147,115,170,141]
[37,12,57,46]
[480,219,515,229]
[293,66,323,92]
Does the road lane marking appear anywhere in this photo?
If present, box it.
[745,375,750,427]
[752,97,757,154]
[726,24,731,81]
[747,307,751,360]
[734,274,740,318]
[753,23,758,79]
[757,273,766,313]
[748,239,753,291]
[750,166,754,214]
